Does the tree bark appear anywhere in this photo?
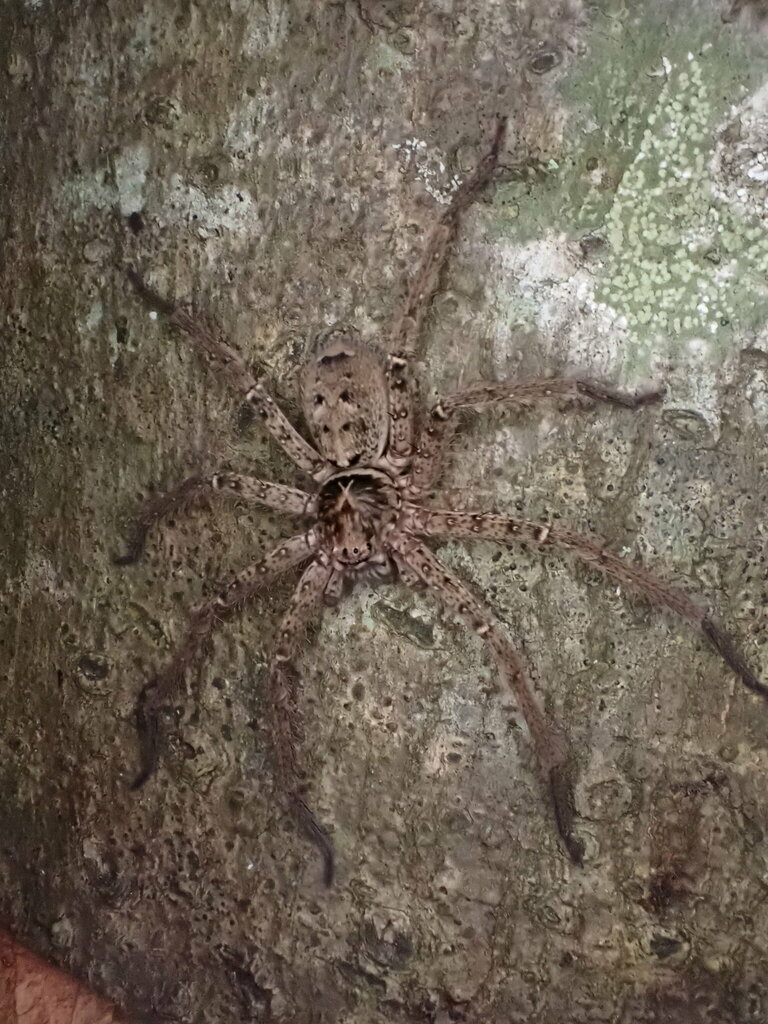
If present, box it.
[1,1,767,1022]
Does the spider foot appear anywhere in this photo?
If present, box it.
[576,379,667,411]
[293,794,336,887]
[701,616,768,699]
[113,525,149,566]
[549,764,585,867]
[126,267,177,316]
[130,679,166,790]
[636,384,667,406]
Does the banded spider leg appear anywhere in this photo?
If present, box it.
[115,473,315,565]
[406,376,665,500]
[385,115,509,466]
[408,507,768,699]
[390,373,764,858]
[389,533,585,864]
[131,531,318,789]
[127,270,327,479]
[267,557,336,884]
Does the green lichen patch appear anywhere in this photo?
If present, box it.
[491,5,768,345]
[593,52,768,343]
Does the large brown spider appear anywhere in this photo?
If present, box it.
[120,119,766,884]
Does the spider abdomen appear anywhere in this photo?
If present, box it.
[300,324,390,468]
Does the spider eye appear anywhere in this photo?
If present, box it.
[314,394,324,405]
[340,390,352,402]
[322,425,330,433]
[341,422,351,432]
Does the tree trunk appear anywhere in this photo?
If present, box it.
[2,1,767,1022]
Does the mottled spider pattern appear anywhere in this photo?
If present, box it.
[120,119,767,884]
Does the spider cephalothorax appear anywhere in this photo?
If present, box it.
[317,469,400,573]
[121,119,766,885]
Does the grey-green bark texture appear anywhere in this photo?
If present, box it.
[2,1,768,1021]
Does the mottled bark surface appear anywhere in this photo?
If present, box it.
[2,1,768,1022]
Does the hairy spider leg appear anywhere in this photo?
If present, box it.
[389,116,508,358]
[269,557,336,885]
[127,270,326,478]
[411,508,767,699]
[388,533,584,865]
[406,376,665,500]
[115,473,315,565]
[131,531,318,789]
[385,116,509,465]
